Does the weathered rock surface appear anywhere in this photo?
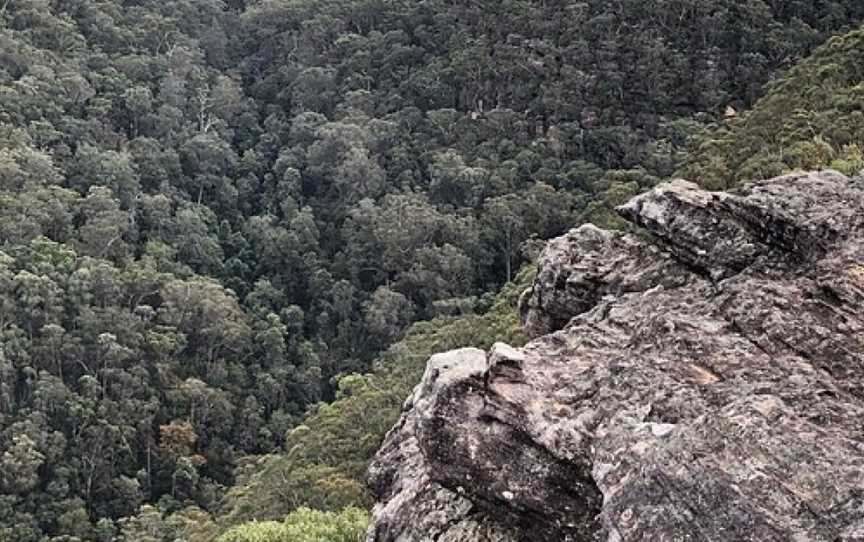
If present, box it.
[366,171,864,542]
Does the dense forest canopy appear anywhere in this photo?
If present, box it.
[2,0,864,539]
[680,25,864,187]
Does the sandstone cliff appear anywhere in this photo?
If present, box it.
[366,171,864,541]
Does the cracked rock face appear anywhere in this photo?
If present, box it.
[366,171,864,542]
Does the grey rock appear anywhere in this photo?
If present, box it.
[367,171,864,541]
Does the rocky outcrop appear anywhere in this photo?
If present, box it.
[366,171,864,542]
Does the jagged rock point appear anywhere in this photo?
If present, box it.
[366,171,864,542]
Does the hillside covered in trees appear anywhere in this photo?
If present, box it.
[680,25,864,187]
[2,0,864,539]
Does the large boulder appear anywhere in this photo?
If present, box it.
[366,171,864,541]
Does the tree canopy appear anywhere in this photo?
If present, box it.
[680,26,864,188]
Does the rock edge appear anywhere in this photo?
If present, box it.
[367,171,864,542]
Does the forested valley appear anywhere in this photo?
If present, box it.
[2,0,864,540]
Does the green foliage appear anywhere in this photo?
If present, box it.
[680,26,864,187]
[217,521,287,542]
[216,268,534,526]
[217,507,368,542]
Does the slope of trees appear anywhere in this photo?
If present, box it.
[680,26,864,188]
[2,0,864,539]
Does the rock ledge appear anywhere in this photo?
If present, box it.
[367,171,864,542]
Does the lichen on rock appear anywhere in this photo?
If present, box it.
[366,171,864,542]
